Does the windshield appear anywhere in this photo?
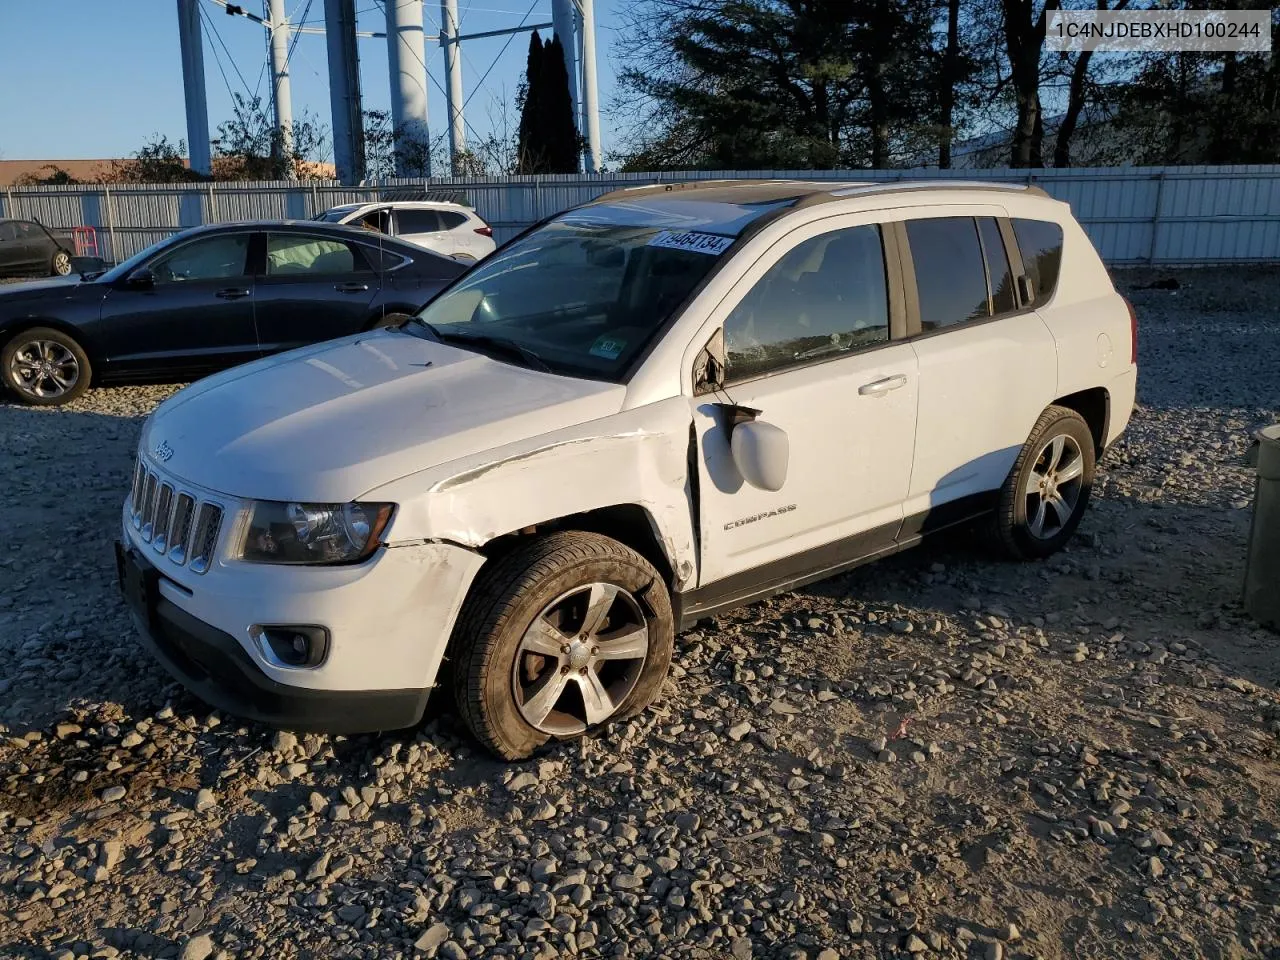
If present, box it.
[413,218,736,380]
[314,208,355,223]
[96,233,189,283]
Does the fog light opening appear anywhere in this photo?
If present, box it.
[250,625,330,668]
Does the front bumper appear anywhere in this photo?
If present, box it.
[116,543,430,732]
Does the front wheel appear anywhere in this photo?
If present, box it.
[993,405,1095,559]
[1,327,92,406]
[451,532,674,760]
[51,250,72,276]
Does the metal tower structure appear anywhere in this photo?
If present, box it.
[175,0,212,177]
[184,0,604,183]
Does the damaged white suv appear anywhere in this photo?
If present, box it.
[117,180,1137,759]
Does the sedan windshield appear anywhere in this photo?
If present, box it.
[413,218,736,380]
[314,208,355,223]
[96,233,188,283]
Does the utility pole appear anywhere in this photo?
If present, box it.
[578,0,601,172]
[551,0,579,171]
[176,0,212,176]
[323,0,365,184]
[440,0,466,174]
[267,0,296,178]
[385,0,431,177]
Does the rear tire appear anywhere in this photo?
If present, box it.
[2,327,92,406]
[51,250,72,277]
[451,531,674,760]
[993,405,1095,560]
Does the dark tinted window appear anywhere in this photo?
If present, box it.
[725,225,889,381]
[356,208,391,234]
[978,217,1016,314]
[152,233,251,282]
[0,222,17,242]
[1012,218,1064,308]
[905,217,988,331]
[439,210,468,230]
[398,209,442,234]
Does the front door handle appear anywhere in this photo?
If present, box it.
[858,374,909,396]
[215,287,251,300]
[335,282,370,293]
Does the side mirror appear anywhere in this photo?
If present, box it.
[128,267,156,289]
[731,418,789,492]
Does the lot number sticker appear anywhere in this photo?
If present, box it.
[647,230,734,255]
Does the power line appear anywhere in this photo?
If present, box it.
[198,3,247,106]
[201,0,258,99]
[461,0,536,113]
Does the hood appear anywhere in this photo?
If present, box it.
[0,276,95,301]
[143,330,627,502]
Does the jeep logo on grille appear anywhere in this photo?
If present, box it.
[153,440,174,463]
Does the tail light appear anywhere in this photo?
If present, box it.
[474,225,493,237]
[1123,296,1138,364]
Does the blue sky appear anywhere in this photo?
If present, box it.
[0,0,627,162]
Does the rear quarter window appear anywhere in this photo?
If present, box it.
[1012,218,1065,309]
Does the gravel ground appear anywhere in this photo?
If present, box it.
[1,267,1278,960]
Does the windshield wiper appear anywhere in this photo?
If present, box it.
[435,329,554,373]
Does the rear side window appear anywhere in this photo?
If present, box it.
[398,209,442,234]
[725,224,889,381]
[977,217,1016,314]
[905,217,988,331]
[1012,218,1064,308]
[439,211,468,230]
[265,235,363,276]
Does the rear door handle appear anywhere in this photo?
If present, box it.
[215,287,251,300]
[335,282,370,293]
[858,374,909,396]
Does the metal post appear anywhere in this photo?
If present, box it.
[551,0,578,165]
[206,181,217,222]
[1149,171,1166,264]
[574,5,587,159]
[324,0,366,184]
[267,0,296,178]
[176,0,212,177]
[102,186,118,263]
[386,0,431,177]
[578,0,601,172]
[440,0,466,173]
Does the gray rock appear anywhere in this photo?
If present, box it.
[179,934,215,960]
[414,922,450,952]
[100,785,126,803]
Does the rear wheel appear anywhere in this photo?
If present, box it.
[51,250,72,277]
[451,531,674,760]
[993,405,1095,559]
[1,327,92,406]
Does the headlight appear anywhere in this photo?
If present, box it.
[238,501,394,565]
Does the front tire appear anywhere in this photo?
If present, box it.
[51,250,72,276]
[2,327,92,406]
[451,532,674,760]
[993,405,1095,559]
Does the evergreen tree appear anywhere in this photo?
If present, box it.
[542,35,581,172]
[516,32,548,173]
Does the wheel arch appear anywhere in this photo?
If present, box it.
[1051,387,1109,455]
[0,317,102,369]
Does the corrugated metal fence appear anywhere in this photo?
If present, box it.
[3,165,1279,266]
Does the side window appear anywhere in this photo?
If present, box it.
[724,224,889,382]
[265,235,361,276]
[16,222,37,239]
[1012,218,1064,308]
[905,217,988,331]
[438,211,468,230]
[0,223,17,242]
[356,208,390,234]
[152,233,250,283]
[397,209,442,234]
[977,217,1017,315]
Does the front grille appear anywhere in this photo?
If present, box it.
[190,503,223,574]
[129,454,224,574]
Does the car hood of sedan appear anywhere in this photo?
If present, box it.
[0,276,96,302]
[143,329,627,502]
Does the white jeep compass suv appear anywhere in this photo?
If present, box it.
[118,180,1137,760]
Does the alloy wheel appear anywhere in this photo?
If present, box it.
[511,581,650,735]
[1022,433,1085,540]
[9,340,80,400]
[53,252,72,276]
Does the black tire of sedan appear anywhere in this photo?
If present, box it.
[51,250,72,277]
[994,405,1095,560]
[2,327,92,406]
[451,531,674,760]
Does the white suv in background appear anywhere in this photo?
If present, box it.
[119,180,1137,760]
[315,200,496,262]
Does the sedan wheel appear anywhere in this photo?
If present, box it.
[512,582,650,735]
[51,251,72,276]
[1022,434,1085,540]
[1,328,92,406]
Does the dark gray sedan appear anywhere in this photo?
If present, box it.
[0,218,75,277]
